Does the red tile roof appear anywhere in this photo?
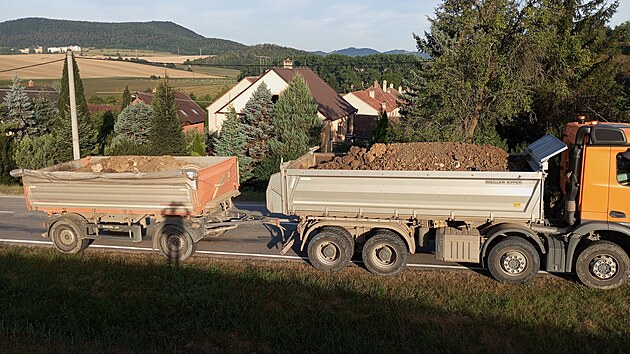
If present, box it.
[350,83,400,113]
[88,104,118,114]
[271,68,357,120]
[0,85,59,103]
[133,90,206,125]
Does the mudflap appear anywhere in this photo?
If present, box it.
[281,231,297,255]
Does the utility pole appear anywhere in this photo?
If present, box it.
[67,50,80,160]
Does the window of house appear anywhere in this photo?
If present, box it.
[616,151,630,185]
[179,110,188,117]
[191,109,199,115]
[272,95,279,103]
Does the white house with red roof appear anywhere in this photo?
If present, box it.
[207,62,357,152]
[343,80,401,140]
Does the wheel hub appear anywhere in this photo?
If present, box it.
[168,235,184,251]
[377,247,393,263]
[318,242,339,264]
[501,251,526,274]
[59,229,75,246]
[590,255,618,280]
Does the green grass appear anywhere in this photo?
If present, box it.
[1,245,629,353]
[0,184,22,195]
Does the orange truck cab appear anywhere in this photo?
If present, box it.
[551,119,630,288]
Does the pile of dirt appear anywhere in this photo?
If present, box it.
[316,143,526,171]
[74,156,187,173]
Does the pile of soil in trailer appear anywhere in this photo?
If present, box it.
[316,143,527,171]
[74,156,187,173]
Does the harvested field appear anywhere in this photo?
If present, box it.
[316,143,527,171]
[74,156,187,173]
[0,54,219,80]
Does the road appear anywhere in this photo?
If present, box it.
[0,195,479,273]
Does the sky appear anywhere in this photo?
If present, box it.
[0,0,628,52]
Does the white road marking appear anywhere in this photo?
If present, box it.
[0,238,548,273]
[0,211,15,214]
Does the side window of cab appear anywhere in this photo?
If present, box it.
[617,151,630,185]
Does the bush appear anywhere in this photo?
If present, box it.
[13,134,56,169]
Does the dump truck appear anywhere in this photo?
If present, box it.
[11,156,270,261]
[267,120,630,289]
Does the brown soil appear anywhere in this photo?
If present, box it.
[74,156,187,173]
[316,143,527,171]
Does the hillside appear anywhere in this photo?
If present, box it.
[0,18,246,55]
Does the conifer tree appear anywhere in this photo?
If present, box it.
[2,75,36,139]
[148,80,185,155]
[55,53,99,159]
[106,101,152,155]
[242,82,274,164]
[214,107,252,181]
[121,84,132,110]
[31,92,57,135]
[372,109,390,143]
[270,74,322,159]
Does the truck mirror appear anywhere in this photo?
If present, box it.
[623,149,630,160]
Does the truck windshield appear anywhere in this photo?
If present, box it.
[617,152,630,185]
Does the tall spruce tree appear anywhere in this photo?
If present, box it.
[270,74,322,159]
[148,80,185,155]
[55,53,99,159]
[214,107,252,181]
[121,84,132,110]
[106,101,153,155]
[242,82,274,164]
[3,75,36,139]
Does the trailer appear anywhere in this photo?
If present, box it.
[11,155,266,261]
[268,129,630,289]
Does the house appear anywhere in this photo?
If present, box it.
[206,76,258,132]
[0,80,59,103]
[88,104,119,114]
[133,91,206,133]
[208,62,357,152]
[343,80,402,140]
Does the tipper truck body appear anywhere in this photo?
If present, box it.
[267,121,630,289]
[11,156,258,261]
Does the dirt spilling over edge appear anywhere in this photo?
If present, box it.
[74,156,187,173]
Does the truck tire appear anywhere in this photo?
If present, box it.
[576,241,630,290]
[362,231,408,276]
[50,218,90,254]
[307,228,353,272]
[158,224,196,262]
[488,237,540,284]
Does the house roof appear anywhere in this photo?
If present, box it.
[88,104,118,114]
[271,68,357,120]
[0,85,59,103]
[349,83,400,113]
[134,90,206,125]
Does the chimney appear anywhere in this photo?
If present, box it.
[374,80,378,88]
[283,58,293,69]
[382,80,387,92]
[28,80,34,87]
[369,89,375,99]
[381,101,387,111]
[398,85,403,93]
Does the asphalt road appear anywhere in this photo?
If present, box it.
[0,195,478,273]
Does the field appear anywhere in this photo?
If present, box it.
[1,245,629,353]
[0,54,232,80]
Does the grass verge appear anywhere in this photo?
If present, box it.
[1,245,629,353]
[0,184,23,195]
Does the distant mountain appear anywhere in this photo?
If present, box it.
[0,18,246,55]
[312,47,430,58]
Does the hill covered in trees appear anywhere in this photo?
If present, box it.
[0,18,246,54]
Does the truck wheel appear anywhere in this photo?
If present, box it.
[158,224,196,262]
[488,237,540,284]
[307,228,353,272]
[576,241,630,290]
[50,219,89,254]
[362,231,408,276]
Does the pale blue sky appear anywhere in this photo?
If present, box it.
[0,0,627,52]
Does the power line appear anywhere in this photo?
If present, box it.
[0,58,65,73]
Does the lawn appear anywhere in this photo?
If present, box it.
[1,245,628,353]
